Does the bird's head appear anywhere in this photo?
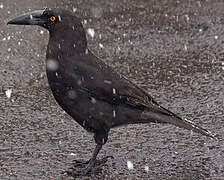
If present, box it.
[7,8,82,32]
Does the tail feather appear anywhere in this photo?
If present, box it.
[141,110,215,139]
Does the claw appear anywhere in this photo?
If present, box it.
[65,168,89,177]
[65,156,114,177]
[72,159,90,168]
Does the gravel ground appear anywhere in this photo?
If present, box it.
[1,0,224,179]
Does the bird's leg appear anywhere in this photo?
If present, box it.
[82,131,108,174]
[83,143,103,174]
[66,131,110,177]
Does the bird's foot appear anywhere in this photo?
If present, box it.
[93,155,114,167]
[64,156,113,177]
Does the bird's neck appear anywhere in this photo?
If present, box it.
[47,28,88,60]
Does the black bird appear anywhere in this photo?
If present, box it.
[8,8,215,175]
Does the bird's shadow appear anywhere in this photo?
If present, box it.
[64,156,114,178]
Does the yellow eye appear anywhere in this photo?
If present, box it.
[50,16,56,22]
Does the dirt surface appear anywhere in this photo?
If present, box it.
[1,0,224,179]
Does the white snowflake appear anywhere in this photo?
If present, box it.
[46,59,59,71]
[58,15,62,21]
[144,165,149,172]
[5,89,12,98]
[112,110,116,118]
[127,160,134,170]
[72,7,77,12]
[87,28,95,38]
[112,88,116,94]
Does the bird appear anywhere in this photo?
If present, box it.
[8,8,215,175]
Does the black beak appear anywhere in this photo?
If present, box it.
[7,10,46,25]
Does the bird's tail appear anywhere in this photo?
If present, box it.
[141,107,215,139]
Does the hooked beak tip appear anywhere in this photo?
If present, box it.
[7,20,15,25]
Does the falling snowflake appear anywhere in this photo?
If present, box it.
[185,14,190,21]
[67,90,77,99]
[112,88,116,94]
[46,59,59,71]
[5,89,12,99]
[144,165,149,172]
[70,153,76,156]
[40,30,44,35]
[127,160,134,170]
[104,80,112,84]
[91,97,97,104]
[99,43,104,48]
[87,28,95,38]
[72,7,77,12]
[83,19,87,25]
[112,110,116,118]
[58,15,62,21]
